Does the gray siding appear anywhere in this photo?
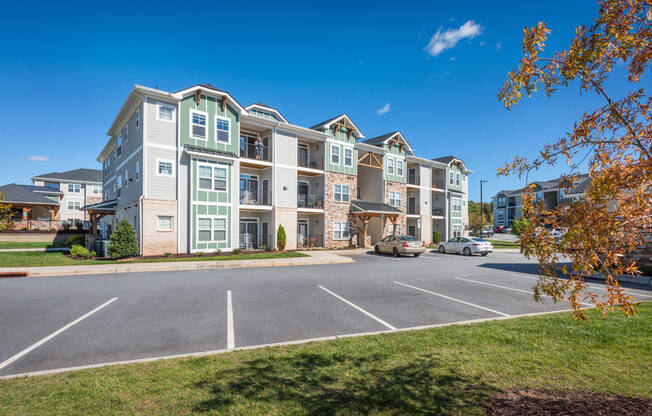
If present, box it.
[146,146,177,200]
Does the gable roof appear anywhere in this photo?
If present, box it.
[310,114,364,138]
[174,83,247,114]
[351,200,403,214]
[0,183,60,205]
[32,168,102,183]
[361,131,414,155]
[245,102,289,123]
[432,155,463,164]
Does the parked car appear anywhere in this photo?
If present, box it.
[494,225,506,233]
[437,237,493,256]
[374,235,425,257]
[481,228,494,237]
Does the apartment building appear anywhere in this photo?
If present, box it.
[492,174,591,228]
[90,84,471,255]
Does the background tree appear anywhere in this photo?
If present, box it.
[0,193,14,231]
[468,201,493,234]
[498,0,651,319]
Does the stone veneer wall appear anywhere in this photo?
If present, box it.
[383,181,407,236]
[324,171,357,248]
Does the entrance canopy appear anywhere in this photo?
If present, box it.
[352,200,402,242]
[82,199,117,235]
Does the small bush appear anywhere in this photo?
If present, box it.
[214,249,222,256]
[232,248,241,254]
[70,244,94,259]
[277,225,286,250]
[65,234,85,247]
[433,231,440,244]
[62,222,71,231]
[163,252,172,257]
[195,251,204,257]
[108,219,139,258]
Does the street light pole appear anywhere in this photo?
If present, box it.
[480,180,488,227]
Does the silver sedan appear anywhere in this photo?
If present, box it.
[437,237,493,256]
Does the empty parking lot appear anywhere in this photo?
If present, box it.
[1,251,651,378]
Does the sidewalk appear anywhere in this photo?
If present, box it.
[0,250,356,278]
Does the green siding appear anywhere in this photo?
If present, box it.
[180,94,240,155]
[382,140,406,183]
[325,125,357,175]
[447,165,463,192]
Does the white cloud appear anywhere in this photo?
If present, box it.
[424,20,482,57]
[496,42,502,51]
[449,56,456,61]
[377,102,391,115]
[479,41,486,46]
[27,155,49,162]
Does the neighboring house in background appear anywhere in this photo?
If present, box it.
[0,183,62,229]
[492,174,591,228]
[89,84,472,256]
[31,168,103,225]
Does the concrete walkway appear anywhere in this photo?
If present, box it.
[0,247,69,253]
[0,250,357,277]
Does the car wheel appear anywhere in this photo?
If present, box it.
[393,248,400,257]
[463,247,471,256]
[374,245,380,255]
[438,245,446,254]
[481,253,488,256]
[413,253,421,257]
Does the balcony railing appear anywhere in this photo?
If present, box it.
[297,234,324,248]
[239,190,272,206]
[407,174,420,185]
[297,193,324,209]
[432,179,445,189]
[432,208,444,216]
[297,154,323,170]
[239,234,272,250]
[240,143,271,161]
[407,206,418,215]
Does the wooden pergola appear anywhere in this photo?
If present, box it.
[351,201,403,247]
[82,200,117,235]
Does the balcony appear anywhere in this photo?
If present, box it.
[297,154,323,171]
[297,193,324,209]
[432,179,445,189]
[239,233,272,250]
[239,190,272,206]
[407,174,420,186]
[432,208,444,216]
[407,205,418,215]
[240,142,271,162]
[297,234,324,248]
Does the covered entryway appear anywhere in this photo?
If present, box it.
[352,200,403,248]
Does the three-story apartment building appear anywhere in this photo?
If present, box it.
[91,84,471,255]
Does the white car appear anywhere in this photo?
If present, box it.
[437,237,493,256]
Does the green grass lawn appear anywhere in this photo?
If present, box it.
[0,251,308,268]
[488,239,521,249]
[1,304,650,415]
[0,242,66,249]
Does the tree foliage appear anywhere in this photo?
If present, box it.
[498,0,651,319]
[108,219,139,258]
[0,193,14,231]
[468,201,493,234]
[277,225,286,251]
[510,218,530,237]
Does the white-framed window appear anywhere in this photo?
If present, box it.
[157,159,174,176]
[215,115,230,144]
[117,135,122,157]
[124,170,129,188]
[116,176,122,198]
[397,160,403,177]
[124,125,128,143]
[157,215,173,231]
[333,183,350,202]
[331,144,340,165]
[92,184,102,194]
[136,108,140,128]
[456,173,460,186]
[198,164,228,191]
[157,103,175,122]
[67,201,81,211]
[68,183,81,193]
[333,221,350,240]
[190,110,207,140]
[389,191,401,207]
[344,147,353,167]
[106,158,111,174]
[387,157,394,175]
[197,217,226,242]
[452,197,462,212]
[449,171,454,185]
[136,161,140,181]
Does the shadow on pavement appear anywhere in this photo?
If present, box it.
[193,352,496,415]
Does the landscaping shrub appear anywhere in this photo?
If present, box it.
[277,225,286,250]
[108,219,139,258]
[433,231,440,244]
[65,234,85,247]
[70,244,95,259]
[195,251,204,257]
[232,248,241,254]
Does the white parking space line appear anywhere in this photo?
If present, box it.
[393,281,510,317]
[456,277,593,307]
[0,297,118,372]
[509,274,652,298]
[318,285,396,330]
[227,290,234,349]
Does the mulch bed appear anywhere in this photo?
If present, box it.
[487,388,652,416]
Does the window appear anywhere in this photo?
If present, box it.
[344,147,353,167]
[67,201,81,211]
[456,173,460,186]
[452,198,461,212]
[136,108,140,128]
[117,135,122,157]
[116,176,122,198]
[331,144,340,165]
[124,125,128,143]
[215,116,230,143]
[92,184,102,194]
[333,221,350,240]
[190,110,207,139]
[198,164,227,191]
[197,217,226,242]
[397,160,403,176]
[157,159,173,176]
[157,216,173,231]
[333,184,350,202]
[106,158,111,174]
[389,191,401,207]
[136,161,140,181]
[68,183,81,193]
[157,103,174,121]
[449,171,454,185]
[124,170,129,188]
[387,157,394,175]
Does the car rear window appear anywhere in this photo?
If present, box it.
[471,238,487,242]
[399,236,417,241]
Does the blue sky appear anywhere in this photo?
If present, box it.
[0,1,637,201]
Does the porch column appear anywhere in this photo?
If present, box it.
[389,216,397,235]
[361,215,369,248]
